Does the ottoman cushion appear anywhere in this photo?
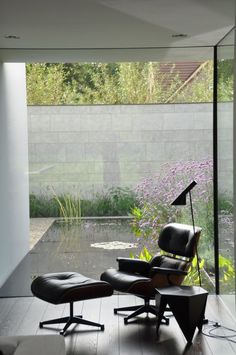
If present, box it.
[31,272,113,304]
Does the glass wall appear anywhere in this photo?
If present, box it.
[1,48,217,297]
[217,29,235,314]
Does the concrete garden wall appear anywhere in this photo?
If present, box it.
[28,102,233,197]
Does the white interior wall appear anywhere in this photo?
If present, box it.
[0,63,29,287]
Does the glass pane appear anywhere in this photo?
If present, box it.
[217,29,235,314]
[26,57,214,292]
[2,48,216,297]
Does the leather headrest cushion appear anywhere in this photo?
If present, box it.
[158,223,201,258]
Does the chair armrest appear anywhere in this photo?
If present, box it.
[117,257,150,275]
[150,266,188,277]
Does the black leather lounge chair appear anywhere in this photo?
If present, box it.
[101,222,201,324]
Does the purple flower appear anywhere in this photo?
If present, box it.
[132,159,213,252]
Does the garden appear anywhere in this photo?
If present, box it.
[27,58,234,294]
[29,159,235,294]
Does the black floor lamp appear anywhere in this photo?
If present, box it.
[171,180,202,286]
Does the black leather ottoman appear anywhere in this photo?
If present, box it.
[31,272,113,335]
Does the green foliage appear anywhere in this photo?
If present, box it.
[217,59,234,102]
[81,187,138,216]
[131,206,143,237]
[130,246,153,261]
[130,244,234,292]
[60,63,120,104]
[218,255,235,294]
[79,63,121,104]
[53,192,81,223]
[30,194,60,217]
[219,255,235,283]
[130,247,209,288]
[29,187,137,218]
[25,62,182,105]
[117,62,182,104]
[26,63,79,105]
[218,194,233,214]
[181,197,214,255]
[218,59,234,82]
[26,60,233,105]
[171,59,233,103]
[174,61,213,103]
[183,256,205,286]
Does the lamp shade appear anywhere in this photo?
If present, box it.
[171,181,197,206]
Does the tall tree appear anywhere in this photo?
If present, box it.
[26,60,233,105]
[26,63,78,105]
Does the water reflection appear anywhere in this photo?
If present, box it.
[0,219,138,297]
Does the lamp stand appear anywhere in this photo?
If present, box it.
[189,190,202,287]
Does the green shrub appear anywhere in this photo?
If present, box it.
[30,194,60,217]
[82,187,138,216]
[218,194,233,214]
[29,186,138,218]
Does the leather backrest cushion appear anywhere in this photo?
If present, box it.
[158,223,201,258]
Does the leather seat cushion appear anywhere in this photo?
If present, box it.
[31,272,113,304]
[100,269,154,297]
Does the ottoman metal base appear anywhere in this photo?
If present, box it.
[40,302,104,335]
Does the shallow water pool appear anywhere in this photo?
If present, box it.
[0,218,139,297]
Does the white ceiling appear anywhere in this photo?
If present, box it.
[0,0,235,62]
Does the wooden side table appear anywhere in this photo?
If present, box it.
[156,285,208,343]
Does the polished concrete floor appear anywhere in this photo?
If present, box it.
[0,294,235,355]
